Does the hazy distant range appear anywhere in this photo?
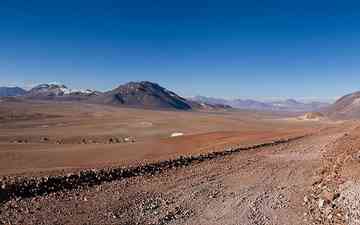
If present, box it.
[190,96,331,112]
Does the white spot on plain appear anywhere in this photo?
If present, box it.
[171,132,184,137]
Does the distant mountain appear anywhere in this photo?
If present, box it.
[69,89,102,97]
[231,99,273,110]
[191,96,276,110]
[192,96,229,106]
[326,91,360,118]
[268,99,329,111]
[14,81,230,111]
[0,87,26,97]
[93,81,192,110]
[26,83,71,99]
[201,103,232,111]
[191,96,330,112]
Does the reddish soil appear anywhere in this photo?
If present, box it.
[0,101,316,176]
[2,101,357,225]
[0,124,350,225]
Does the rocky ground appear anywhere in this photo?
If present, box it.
[1,122,359,225]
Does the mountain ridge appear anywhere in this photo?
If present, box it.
[0,82,331,112]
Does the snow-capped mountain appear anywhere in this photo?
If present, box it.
[26,83,71,98]
[69,89,102,97]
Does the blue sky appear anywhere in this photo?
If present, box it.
[1,0,360,102]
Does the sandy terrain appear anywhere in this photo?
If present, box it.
[3,101,360,224]
[0,101,316,176]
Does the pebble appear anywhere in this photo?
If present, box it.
[303,196,309,203]
[321,190,335,203]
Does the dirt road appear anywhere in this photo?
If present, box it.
[1,123,354,225]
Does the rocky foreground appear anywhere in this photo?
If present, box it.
[1,123,360,225]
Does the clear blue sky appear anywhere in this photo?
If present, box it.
[1,0,360,101]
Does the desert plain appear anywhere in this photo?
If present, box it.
[0,100,359,225]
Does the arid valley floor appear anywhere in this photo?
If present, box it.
[1,101,360,225]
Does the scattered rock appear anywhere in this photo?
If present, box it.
[351,151,360,161]
[320,190,336,204]
[303,196,309,203]
[143,200,160,211]
[40,137,49,142]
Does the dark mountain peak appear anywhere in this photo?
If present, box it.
[134,81,160,87]
[123,81,159,88]
[97,81,191,110]
[115,81,170,94]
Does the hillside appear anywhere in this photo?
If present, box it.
[93,81,193,110]
[0,87,26,97]
[326,91,360,118]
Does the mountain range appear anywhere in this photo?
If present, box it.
[3,81,360,118]
[0,81,232,111]
[191,96,330,112]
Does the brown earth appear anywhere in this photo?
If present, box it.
[0,100,316,176]
[2,100,360,225]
